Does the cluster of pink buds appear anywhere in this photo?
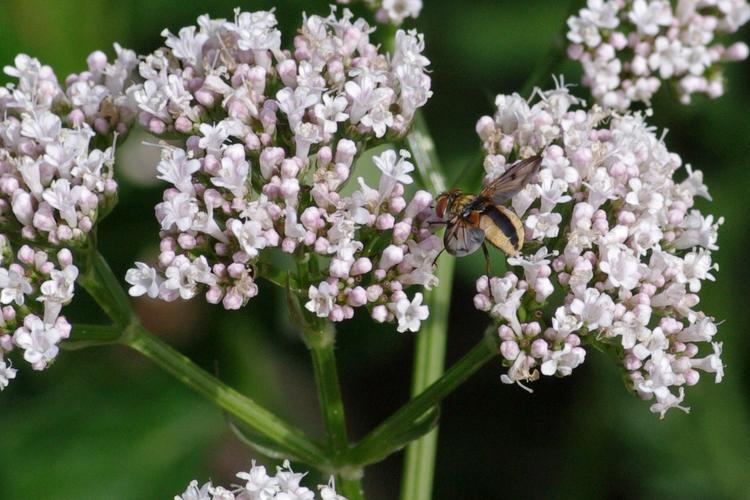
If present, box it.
[473,83,723,416]
[567,0,750,109]
[0,48,137,388]
[126,8,439,332]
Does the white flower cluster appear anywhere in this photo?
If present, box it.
[126,9,439,333]
[175,460,346,500]
[567,0,750,109]
[0,48,137,389]
[336,0,422,25]
[473,84,723,416]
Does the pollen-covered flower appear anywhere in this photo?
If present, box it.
[567,0,750,109]
[0,46,137,389]
[175,460,346,500]
[473,83,723,416]
[126,8,436,332]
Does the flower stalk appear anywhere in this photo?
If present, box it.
[350,330,498,467]
[401,110,454,500]
[76,249,330,469]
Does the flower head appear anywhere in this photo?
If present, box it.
[473,84,723,416]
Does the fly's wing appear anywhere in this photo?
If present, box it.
[480,155,542,205]
[444,217,485,257]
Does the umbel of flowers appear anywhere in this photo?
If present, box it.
[175,460,346,500]
[0,48,137,389]
[567,0,750,110]
[473,83,723,417]
[125,8,439,333]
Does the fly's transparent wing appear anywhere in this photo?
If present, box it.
[480,155,542,205]
[444,217,485,257]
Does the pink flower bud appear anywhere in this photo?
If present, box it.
[624,354,642,371]
[11,191,35,226]
[405,190,433,219]
[375,214,395,230]
[148,118,166,135]
[335,139,357,166]
[684,369,700,386]
[379,245,404,270]
[473,294,491,311]
[316,147,332,167]
[277,59,298,87]
[281,238,297,253]
[281,159,300,178]
[57,249,73,267]
[531,339,548,358]
[371,305,387,323]
[347,287,367,307]
[2,307,16,323]
[498,324,515,341]
[726,42,749,61]
[223,289,243,310]
[159,251,175,267]
[351,257,372,276]
[314,237,330,254]
[330,305,345,322]
[500,340,520,360]
[175,116,192,133]
[195,89,215,107]
[178,233,196,250]
[366,285,383,302]
[206,286,223,304]
[392,221,412,243]
[389,196,406,214]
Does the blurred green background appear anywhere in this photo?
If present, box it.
[1,1,749,499]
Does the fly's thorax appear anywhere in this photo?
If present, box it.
[435,188,465,218]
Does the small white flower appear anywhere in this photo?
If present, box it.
[391,292,429,333]
[0,356,18,390]
[0,267,33,306]
[13,315,62,370]
[305,281,338,318]
[126,262,161,298]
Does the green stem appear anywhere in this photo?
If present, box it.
[122,322,330,467]
[407,111,448,194]
[300,319,364,498]
[78,247,134,327]
[350,333,498,467]
[75,249,330,469]
[400,254,454,500]
[62,323,122,350]
[305,324,350,458]
[401,113,455,500]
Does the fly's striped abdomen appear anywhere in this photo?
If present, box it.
[478,205,524,255]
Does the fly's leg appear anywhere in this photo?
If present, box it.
[432,248,445,267]
[482,242,491,276]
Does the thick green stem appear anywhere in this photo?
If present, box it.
[122,323,330,467]
[400,254,454,500]
[407,111,448,194]
[63,323,122,350]
[305,324,350,458]
[76,249,329,469]
[401,113,454,500]
[78,248,134,327]
[350,333,498,467]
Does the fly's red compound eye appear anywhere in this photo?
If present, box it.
[435,194,449,218]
